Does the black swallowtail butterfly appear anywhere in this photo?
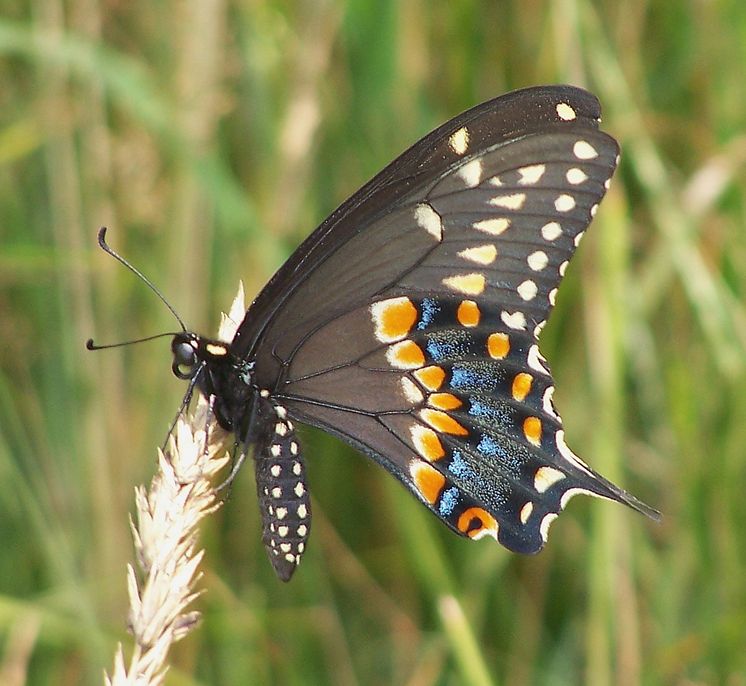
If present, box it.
[103,86,660,581]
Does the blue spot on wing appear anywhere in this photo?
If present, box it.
[478,434,506,459]
[418,298,439,330]
[450,362,501,390]
[425,330,471,362]
[439,487,459,516]
[448,450,474,478]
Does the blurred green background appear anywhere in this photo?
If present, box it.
[1,0,745,684]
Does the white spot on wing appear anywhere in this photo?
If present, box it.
[541,222,562,241]
[560,487,599,509]
[473,217,510,235]
[566,168,588,185]
[534,466,566,493]
[517,279,538,301]
[555,194,576,212]
[490,193,526,210]
[400,377,424,404]
[415,203,443,240]
[549,288,558,306]
[457,158,483,187]
[458,244,497,265]
[518,164,546,185]
[449,126,469,155]
[556,102,576,121]
[527,344,549,375]
[501,310,527,330]
[542,386,560,420]
[527,250,549,271]
[573,140,598,160]
[556,430,593,475]
[442,273,486,295]
[559,260,569,276]
[539,513,558,541]
[520,502,534,524]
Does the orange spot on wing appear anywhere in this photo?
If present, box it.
[457,507,498,540]
[373,298,417,341]
[420,409,469,436]
[512,372,533,401]
[428,393,462,410]
[387,340,425,369]
[410,462,446,505]
[487,332,510,359]
[523,416,542,446]
[411,425,445,461]
[457,300,481,327]
[414,365,446,391]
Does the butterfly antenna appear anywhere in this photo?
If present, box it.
[85,331,180,351]
[95,227,187,331]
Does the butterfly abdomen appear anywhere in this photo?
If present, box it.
[254,401,311,581]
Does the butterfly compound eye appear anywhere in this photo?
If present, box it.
[171,339,198,379]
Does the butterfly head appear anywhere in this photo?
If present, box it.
[170,332,235,379]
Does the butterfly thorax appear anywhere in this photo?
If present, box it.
[171,331,259,439]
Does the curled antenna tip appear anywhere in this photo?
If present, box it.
[97,227,108,245]
[85,338,96,350]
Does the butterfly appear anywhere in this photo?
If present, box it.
[117,85,660,581]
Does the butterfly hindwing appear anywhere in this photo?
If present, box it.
[227,87,655,553]
[160,86,657,580]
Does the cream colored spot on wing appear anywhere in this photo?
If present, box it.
[501,310,527,330]
[559,260,569,276]
[556,102,576,121]
[549,288,558,306]
[457,158,483,187]
[527,250,549,271]
[458,244,497,265]
[400,377,425,404]
[555,194,576,212]
[534,466,566,493]
[414,203,443,240]
[541,221,562,241]
[518,164,546,185]
[527,344,550,375]
[539,513,558,541]
[560,488,597,509]
[556,430,593,474]
[573,140,598,160]
[473,217,510,235]
[442,273,486,295]
[520,501,534,524]
[517,279,538,301]
[574,231,585,247]
[542,386,560,420]
[566,168,588,185]
[449,126,469,155]
[490,193,526,210]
